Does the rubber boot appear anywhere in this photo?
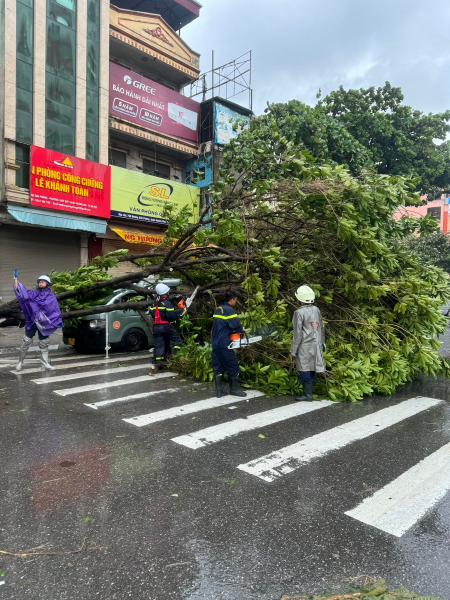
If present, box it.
[214,374,224,398]
[39,340,56,371]
[16,334,32,371]
[15,350,28,372]
[295,381,314,402]
[229,377,247,398]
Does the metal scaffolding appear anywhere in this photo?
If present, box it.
[187,50,252,110]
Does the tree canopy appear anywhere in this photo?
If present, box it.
[2,101,450,401]
[267,82,450,195]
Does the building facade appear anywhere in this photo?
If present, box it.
[0,0,201,301]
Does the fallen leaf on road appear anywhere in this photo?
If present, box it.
[258,434,265,439]
[82,517,90,522]
[171,494,179,497]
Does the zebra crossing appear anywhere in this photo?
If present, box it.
[14,349,450,539]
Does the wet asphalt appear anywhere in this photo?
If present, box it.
[1,337,450,600]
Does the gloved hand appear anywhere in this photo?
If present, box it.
[13,269,18,278]
[322,343,326,352]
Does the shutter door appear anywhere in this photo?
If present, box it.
[102,239,154,278]
[0,225,80,302]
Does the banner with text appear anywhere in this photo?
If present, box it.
[110,166,199,225]
[30,146,111,218]
[109,62,200,144]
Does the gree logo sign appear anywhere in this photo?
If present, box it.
[123,74,156,95]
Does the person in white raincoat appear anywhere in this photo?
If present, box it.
[290,285,325,401]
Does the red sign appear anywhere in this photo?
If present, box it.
[109,62,199,144]
[30,146,111,218]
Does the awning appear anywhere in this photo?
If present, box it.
[110,226,166,245]
[7,205,107,234]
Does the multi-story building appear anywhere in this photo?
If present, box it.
[0,0,201,300]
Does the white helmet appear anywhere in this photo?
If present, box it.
[155,283,170,295]
[295,285,315,304]
[37,275,51,285]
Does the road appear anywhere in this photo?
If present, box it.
[0,347,450,600]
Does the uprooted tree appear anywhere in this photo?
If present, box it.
[1,110,450,401]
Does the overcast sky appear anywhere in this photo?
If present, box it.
[182,0,450,116]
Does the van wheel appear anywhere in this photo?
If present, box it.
[121,328,146,352]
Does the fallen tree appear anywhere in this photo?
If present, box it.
[2,111,450,400]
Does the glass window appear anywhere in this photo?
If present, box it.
[47,0,75,28]
[46,119,75,155]
[46,98,75,126]
[87,19,99,42]
[16,2,33,63]
[86,112,98,135]
[18,0,33,7]
[86,39,99,88]
[110,149,127,169]
[427,207,441,220]
[86,89,99,116]
[56,0,75,10]
[46,72,76,107]
[16,87,33,113]
[87,0,99,24]
[15,143,30,188]
[16,60,33,92]
[86,133,99,162]
[16,109,33,144]
[143,159,171,179]
[46,21,76,78]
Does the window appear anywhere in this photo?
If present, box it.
[142,159,171,180]
[85,0,99,161]
[109,149,127,169]
[15,143,30,188]
[16,0,34,144]
[45,0,76,155]
[427,207,441,220]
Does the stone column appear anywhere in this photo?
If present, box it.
[76,0,87,158]
[4,0,16,141]
[33,0,46,147]
[98,0,110,166]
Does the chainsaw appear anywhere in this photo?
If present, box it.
[228,332,263,350]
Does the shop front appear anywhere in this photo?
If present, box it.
[0,146,111,302]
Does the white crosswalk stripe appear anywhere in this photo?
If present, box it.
[237,397,444,482]
[53,372,177,396]
[12,354,146,375]
[84,387,180,410]
[24,353,448,538]
[171,399,335,449]
[345,441,450,537]
[32,362,150,384]
[123,390,264,427]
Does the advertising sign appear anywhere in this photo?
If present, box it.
[214,102,251,145]
[109,62,199,144]
[30,146,110,218]
[110,166,199,225]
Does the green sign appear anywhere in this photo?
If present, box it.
[110,166,199,225]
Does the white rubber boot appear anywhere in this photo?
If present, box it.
[39,339,56,371]
[15,333,32,371]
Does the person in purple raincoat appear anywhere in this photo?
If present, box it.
[13,273,62,371]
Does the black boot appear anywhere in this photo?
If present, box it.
[295,381,314,402]
[229,377,247,397]
[214,374,224,398]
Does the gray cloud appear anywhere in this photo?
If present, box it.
[182,0,450,115]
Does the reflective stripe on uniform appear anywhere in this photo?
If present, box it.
[213,314,237,320]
